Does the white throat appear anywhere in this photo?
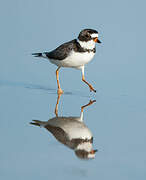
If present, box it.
[76,142,92,152]
[78,39,96,50]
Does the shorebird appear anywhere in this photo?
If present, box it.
[32,29,101,94]
[30,95,97,159]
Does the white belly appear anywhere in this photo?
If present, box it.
[49,51,95,69]
[47,118,92,140]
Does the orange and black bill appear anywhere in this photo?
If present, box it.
[93,37,101,43]
[90,149,98,154]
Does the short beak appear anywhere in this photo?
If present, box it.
[90,149,98,154]
[97,39,101,43]
[94,149,98,153]
[93,37,101,43]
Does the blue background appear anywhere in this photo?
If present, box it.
[0,0,146,179]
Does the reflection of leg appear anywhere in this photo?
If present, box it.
[55,93,62,117]
[81,66,96,93]
[81,100,96,112]
[56,67,63,94]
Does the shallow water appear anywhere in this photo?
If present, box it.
[0,79,146,180]
[1,0,146,179]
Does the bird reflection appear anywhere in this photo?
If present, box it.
[30,94,97,159]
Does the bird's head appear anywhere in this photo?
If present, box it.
[75,149,98,159]
[75,141,98,159]
[78,29,101,46]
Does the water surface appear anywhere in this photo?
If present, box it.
[0,0,146,179]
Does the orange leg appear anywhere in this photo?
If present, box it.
[55,93,62,117]
[82,75,96,93]
[56,67,63,94]
[81,66,96,93]
[81,100,96,112]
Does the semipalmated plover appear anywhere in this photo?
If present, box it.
[32,29,101,94]
[30,96,97,159]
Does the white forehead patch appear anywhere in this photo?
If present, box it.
[91,33,98,38]
[88,153,95,159]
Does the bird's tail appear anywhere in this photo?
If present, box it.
[30,120,46,127]
[32,53,43,57]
